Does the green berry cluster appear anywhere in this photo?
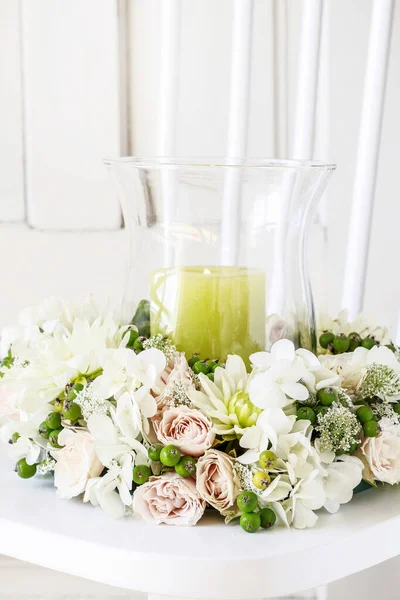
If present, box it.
[237,491,276,533]
[296,387,338,426]
[355,404,380,437]
[133,444,198,486]
[188,355,223,382]
[319,330,382,354]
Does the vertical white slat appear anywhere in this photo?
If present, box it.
[158,0,181,267]
[0,1,25,222]
[221,0,254,266]
[342,0,395,317]
[291,0,324,159]
[272,0,288,159]
[313,2,330,226]
[21,0,124,230]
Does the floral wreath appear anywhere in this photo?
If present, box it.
[1,299,399,533]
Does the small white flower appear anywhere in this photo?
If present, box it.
[249,340,312,409]
[91,347,166,400]
[319,455,363,513]
[238,408,296,465]
[284,472,326,529]
[84,455,134,519]
[87,413,147,468]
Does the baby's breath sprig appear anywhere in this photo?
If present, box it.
[357,364,400,401]
[37,457,56,475]
[316,403,361,454]
[143,334,176,361]
[74,384,110,422]
[371,402,400,424]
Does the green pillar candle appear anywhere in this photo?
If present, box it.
[149,266,266,363]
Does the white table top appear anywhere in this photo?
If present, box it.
[0,452,399,599]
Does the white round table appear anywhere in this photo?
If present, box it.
[0,452,399,600]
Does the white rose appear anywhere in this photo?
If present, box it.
[51,429,103,499]
[359,431,400,485]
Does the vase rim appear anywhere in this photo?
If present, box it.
[104,156,337,170]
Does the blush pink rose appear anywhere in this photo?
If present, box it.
[358,431,400,485]
[153,406,215,457]
[51,428,103,499]
[196,449,240,513]
[132,472,206,526]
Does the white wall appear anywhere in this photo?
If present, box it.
[1,1,400,598]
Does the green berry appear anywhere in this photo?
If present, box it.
[206,372,214,381]
[126,328,139,348]
[296,406,316,425]
[16,458,37,479]
[160,444,181,467]
[317,387,337,407]
[363,420,379,437]
[333,335,350,354]
[259,450,277,470]
[62,401,82,421]
[132,464,151,485]
[188,354,200,368]
[49,429,63,448]
[192,361,210,375]
[148,444,163,461]
[356,405,374,424]
[10,432,20,444]
[175,455,197,477]
[53,398,64,413]
[348,332,362,352]
[361,337,377,350]
[393,403,400,416]
[237,490,258,513]
[259,507,276,529]
[319,332,334,349]
[67,383,85,401]
[38,421,52,439]
[252,471,270,490]
[205,360,218,371]
[240,512,261,533]
[45,412,61,430]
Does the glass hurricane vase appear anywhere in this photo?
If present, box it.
[105,157,335,364]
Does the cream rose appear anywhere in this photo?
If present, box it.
[358,431,400,485]
[132,472,206,526]
[196,449,240,513]
[153,406,215,457]
[51,429,103,499]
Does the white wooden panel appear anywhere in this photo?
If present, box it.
[21,0,123,230]
[0,1,25,222]
[342,0,395,318]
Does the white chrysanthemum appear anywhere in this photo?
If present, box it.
[188,355,260,438]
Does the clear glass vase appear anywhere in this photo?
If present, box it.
[105,157,335,363]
